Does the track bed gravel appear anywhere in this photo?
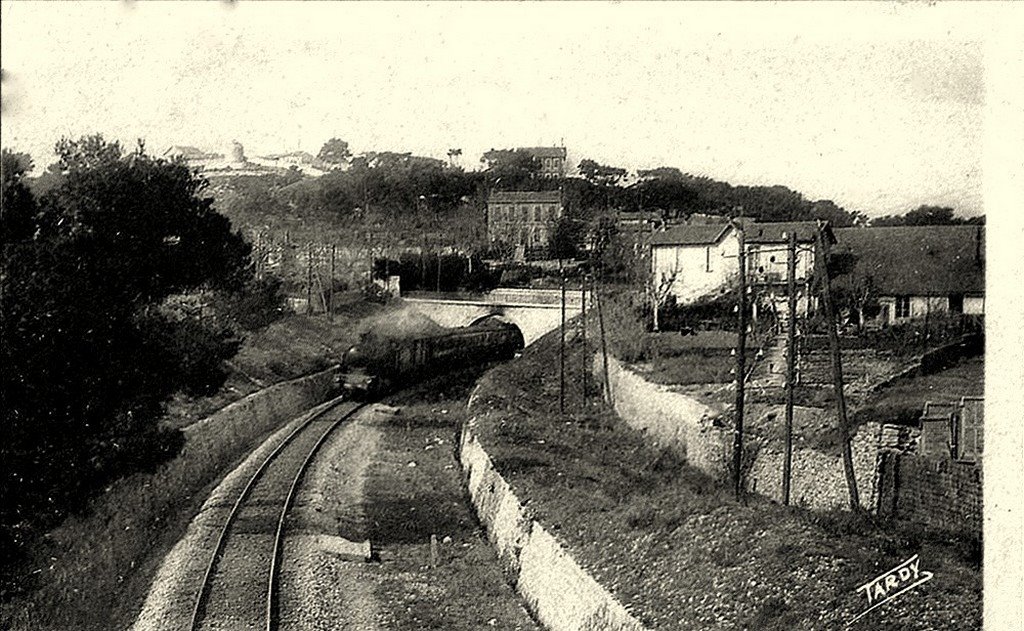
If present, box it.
[134,366,537,631]
[363,375,539,631]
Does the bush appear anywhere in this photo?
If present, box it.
[210,276,286,332]
[599,290,652,362]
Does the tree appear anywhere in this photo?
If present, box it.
[549,216,582,260]
[51,135,125,175]
[480,148,545,191]
[904,205,957,225]
[38,136,251,299]
[447,148,462,168]
[637,166,684,181]
[626,178,713,219]
[578,159,627,187]
[1,135,261,560]
[317,137,351,165]
[871,205,975,226]
[1,149,37,243]
[809,199,865,228]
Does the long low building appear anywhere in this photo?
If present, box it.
[486,190,563,253]
[649,220,984,325]
[832,225,985,324]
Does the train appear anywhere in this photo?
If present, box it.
[338,318,524,398]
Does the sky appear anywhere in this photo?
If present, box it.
[0,2,1019,219]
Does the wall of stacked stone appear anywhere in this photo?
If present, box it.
[746,423,882,512]
[183,366,340,441]
[596,355,890,512]
[459,417,648,631]
[884,454,982,536]
[597,354,731,478]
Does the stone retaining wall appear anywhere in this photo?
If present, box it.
[597,355,885,512]
[877,452,982,536]
[184,366,340,439]
[459,418,647,631]
[597,354,731,478]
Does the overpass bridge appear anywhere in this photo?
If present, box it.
[403,288,584,345]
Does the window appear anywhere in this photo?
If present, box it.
[949,294,964,314]
[895,296,911,319]
[705,247,712,273]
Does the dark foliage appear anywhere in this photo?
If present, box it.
[374,252,500,293]
[1,136,271,571]
[871,205,982,227]
[548,216,583,260]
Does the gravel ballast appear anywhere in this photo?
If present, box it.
[134,365,539,631]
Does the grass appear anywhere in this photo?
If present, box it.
[641,349,759,385]
[0,309,380,631]
[851,356,983,425]
[161,300,387,430]
[468,323,982,630]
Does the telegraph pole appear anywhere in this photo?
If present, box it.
[329,244,336,319]
[816,221,861,511]
[306,241,313,316]
[733,211,748,500]
[596,286,611,403]
[255,231,263,280]
[580,275,588,401]
[783,230,797,505]
[559,260,566,414]
[436,251,442,293]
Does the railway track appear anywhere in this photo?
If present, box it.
[188,396,367,631]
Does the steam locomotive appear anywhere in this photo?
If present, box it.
[339,319,524,398]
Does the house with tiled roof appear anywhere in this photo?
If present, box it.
[163,145,224,167]
[650,219,830,310]
[832,225,985,325]
[486,190,564,257]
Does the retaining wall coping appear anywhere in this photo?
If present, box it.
[459,415,650,631]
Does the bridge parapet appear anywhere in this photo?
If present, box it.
[405,287,583,308]
[402,292,582,346]
[487,287,583,307]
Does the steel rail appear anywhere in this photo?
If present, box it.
[266,400,366,630]
[188,395,362,631]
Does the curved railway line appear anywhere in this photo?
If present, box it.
[188,397,367,631]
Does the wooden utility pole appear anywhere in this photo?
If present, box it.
[306,241,313,316]
[580,276,588,401]
[596,286,612,403]
[559,261,566,414]
[420,237,427,289]
[436,252,442,293]
[815,221,861,511]
[255,231,263,280]
[649,216,659,333]
[783,230,797,505]
[328,244,336,319]
[733,213,748,500]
